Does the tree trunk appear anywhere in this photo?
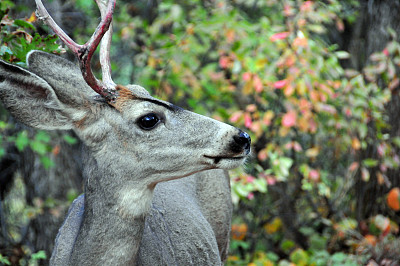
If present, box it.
[344,0,400,220]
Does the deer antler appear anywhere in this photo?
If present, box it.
[35,0,118,103]
[96,0,116,89]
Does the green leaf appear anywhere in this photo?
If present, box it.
[75,0,94,11]
[289,248,309,266]
[280,239,295,252]
[330,252,348,263]
[0,254,11,265]
[230,239,250,250]
[335,51,350,59]
[358,124,368,139]
[35,131,51,143]
[30,140,48,155]
[233,183,249,198]
[63,135,78,145]
[266,252,279,262]
[40,156,54,169]
[309,234,327,251]
[253,178,267,193]
[13,19,35,30]
[362,158,378,167]
[15,131,29,151]
[393,137,400,148]
[67,189,79,203]
[0,1,14,11]
[30,250,47,261]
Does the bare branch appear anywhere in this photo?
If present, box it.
[35,0,81,54]
[35,0,118,103]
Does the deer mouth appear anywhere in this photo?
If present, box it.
[203,155,245,165]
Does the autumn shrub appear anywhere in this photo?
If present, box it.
[105,0,400,264]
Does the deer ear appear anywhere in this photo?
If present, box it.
[0,59,73,130]
[27,50,96,103]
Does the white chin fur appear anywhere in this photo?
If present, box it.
[216,157,246,170]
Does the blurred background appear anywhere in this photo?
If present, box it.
[1,0,400,265]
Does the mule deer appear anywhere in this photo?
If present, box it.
[0,0,251,264]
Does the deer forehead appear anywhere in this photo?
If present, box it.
[112,85,176,115]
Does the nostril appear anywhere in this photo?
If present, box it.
[233,131,251,151]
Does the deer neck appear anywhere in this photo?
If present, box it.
[69,147,154,265]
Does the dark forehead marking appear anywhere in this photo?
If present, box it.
[137,97,183,113]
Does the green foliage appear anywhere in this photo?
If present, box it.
[0,5,73,264]
[0,6,63,169]
[29,250,47,264]
[0,254,11,265]
[0,4,63,64]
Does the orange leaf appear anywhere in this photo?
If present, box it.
[225,28,235,43]
[231,223,248,240]
[264,217,282,234]
[351,138,361,150]
[246,104,257,112]
[27,12,37,23]
[263,110,274,126]
[364,234,377,246]
[305,147,319,158]
[284,84,295,96]
[293,36,308,48]
[52,145,60,156]
[387,187,400,211]
[348,162,359,172]
[253,75,263,92]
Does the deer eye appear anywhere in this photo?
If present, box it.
[137,113,160,130]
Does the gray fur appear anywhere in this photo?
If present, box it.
[52,170,232,265]
[51,194,84,264]
[0,51,247,265]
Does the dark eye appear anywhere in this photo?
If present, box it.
[137,113,160,130]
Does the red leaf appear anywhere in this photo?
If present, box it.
[242,72,252,81]
[219,56,229,69]
[253,75,263,92]
[282,111,297,128]
[274,79,287,89]
[229,111,243,123]
[383,48,389,57]
[246,175,255,183]
[270,32,290,42]
[244,113,252,128]
[309,169,320,182]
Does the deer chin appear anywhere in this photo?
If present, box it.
[203,155,247,170]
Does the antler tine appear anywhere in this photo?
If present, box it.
[35,0,118,103]
[96,0,116,88]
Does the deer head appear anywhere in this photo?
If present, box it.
[0,0,250,216]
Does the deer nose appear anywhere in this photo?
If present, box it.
[233,130,251,154]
